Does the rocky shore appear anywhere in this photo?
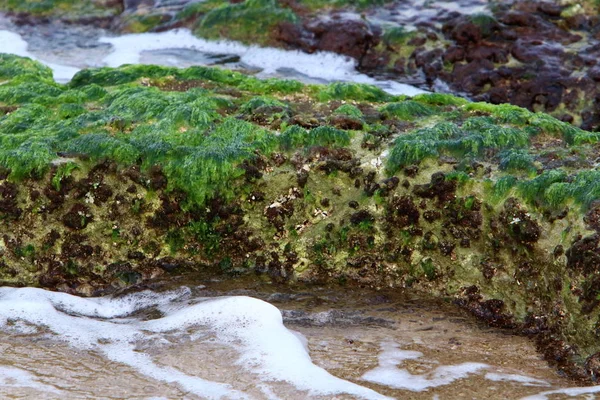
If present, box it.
[3,0,600,387]
[2,0,599,129]
[1,53,600,381]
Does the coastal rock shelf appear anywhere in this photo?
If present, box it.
[1,0,599,129]
[2,54,600,381]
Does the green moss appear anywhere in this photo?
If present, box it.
[63,133,141,165]
[298,0,393,10]
[69,64,176,88]
[517,169,568,209]
[163,117,277,205]
[176,0,226,19]
[488,175,518,204]
[381,26,412,47]
[0,54,53,81]
[380,100,436,120]
[421,258,437,280]
[70,64,305,96]
[58,103,87,119]
[517,169,600,211]
[0,0,121,17]
[0,80,63,105]
[465,102,531,125]
[333,104,363,118]
[0,104,53,134]
[527,112,583,143]
[120,14,168,34]
[51,162,79,191]
[197,0,299,45]
[445,171,471,185]
[280,125,350,150]
[387,138,439,172]
[187,220,220,256]
[238,77,304,94]
[0,139,55,180]
[572,130,600,145]
[386,114,534,173]
[240,96,287,113]
[412,93,469,106]
[498,149,536,173]
[317,82,392,102]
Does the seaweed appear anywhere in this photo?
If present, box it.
[197,0,298,45]
[380,100,436,121]
[280,125,351,150]
[333,104,363,118]
[498,149,536,173]
[412,93,469,107]
[317,82,392,102]
[0,0,121,18]
[0,54,53,81]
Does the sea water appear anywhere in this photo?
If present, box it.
[0,26,425,96]
[0,284,595,399]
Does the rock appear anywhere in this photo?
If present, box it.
[307,15,381,62]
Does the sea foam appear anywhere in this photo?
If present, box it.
[0,30,81,82]
[0,287,389,400]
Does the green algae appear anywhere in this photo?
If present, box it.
[380,100,436,120]
[381,26,412,47]
[0,0,121,18]
[280,125,351,150]
[333,104,363,118]
[298,0,394,10]
[316,82,392,102]
[0,54,54,82]
[197,0,298,45]
[498,149,536,173]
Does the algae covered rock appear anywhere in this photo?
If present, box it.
[2,0,600,128]
[4,53,600,379]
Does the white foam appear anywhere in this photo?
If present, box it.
[0,366,62,394]
[99,29,426,96]
[0,287,389,400]
[0,30,80,82]
[2,26,425,95]
[485,372,550,387]
[522,385,600,400]
[361,341,489,391]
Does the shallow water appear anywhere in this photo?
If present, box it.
[0,15,425,96]
[369,0,490,30]
[0,278,596,399]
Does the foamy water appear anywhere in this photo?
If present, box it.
[0,28,426,96]
[0,30,80,82]
[0,286,596,399]
[0,287,390,399]
[361,341,489,391]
